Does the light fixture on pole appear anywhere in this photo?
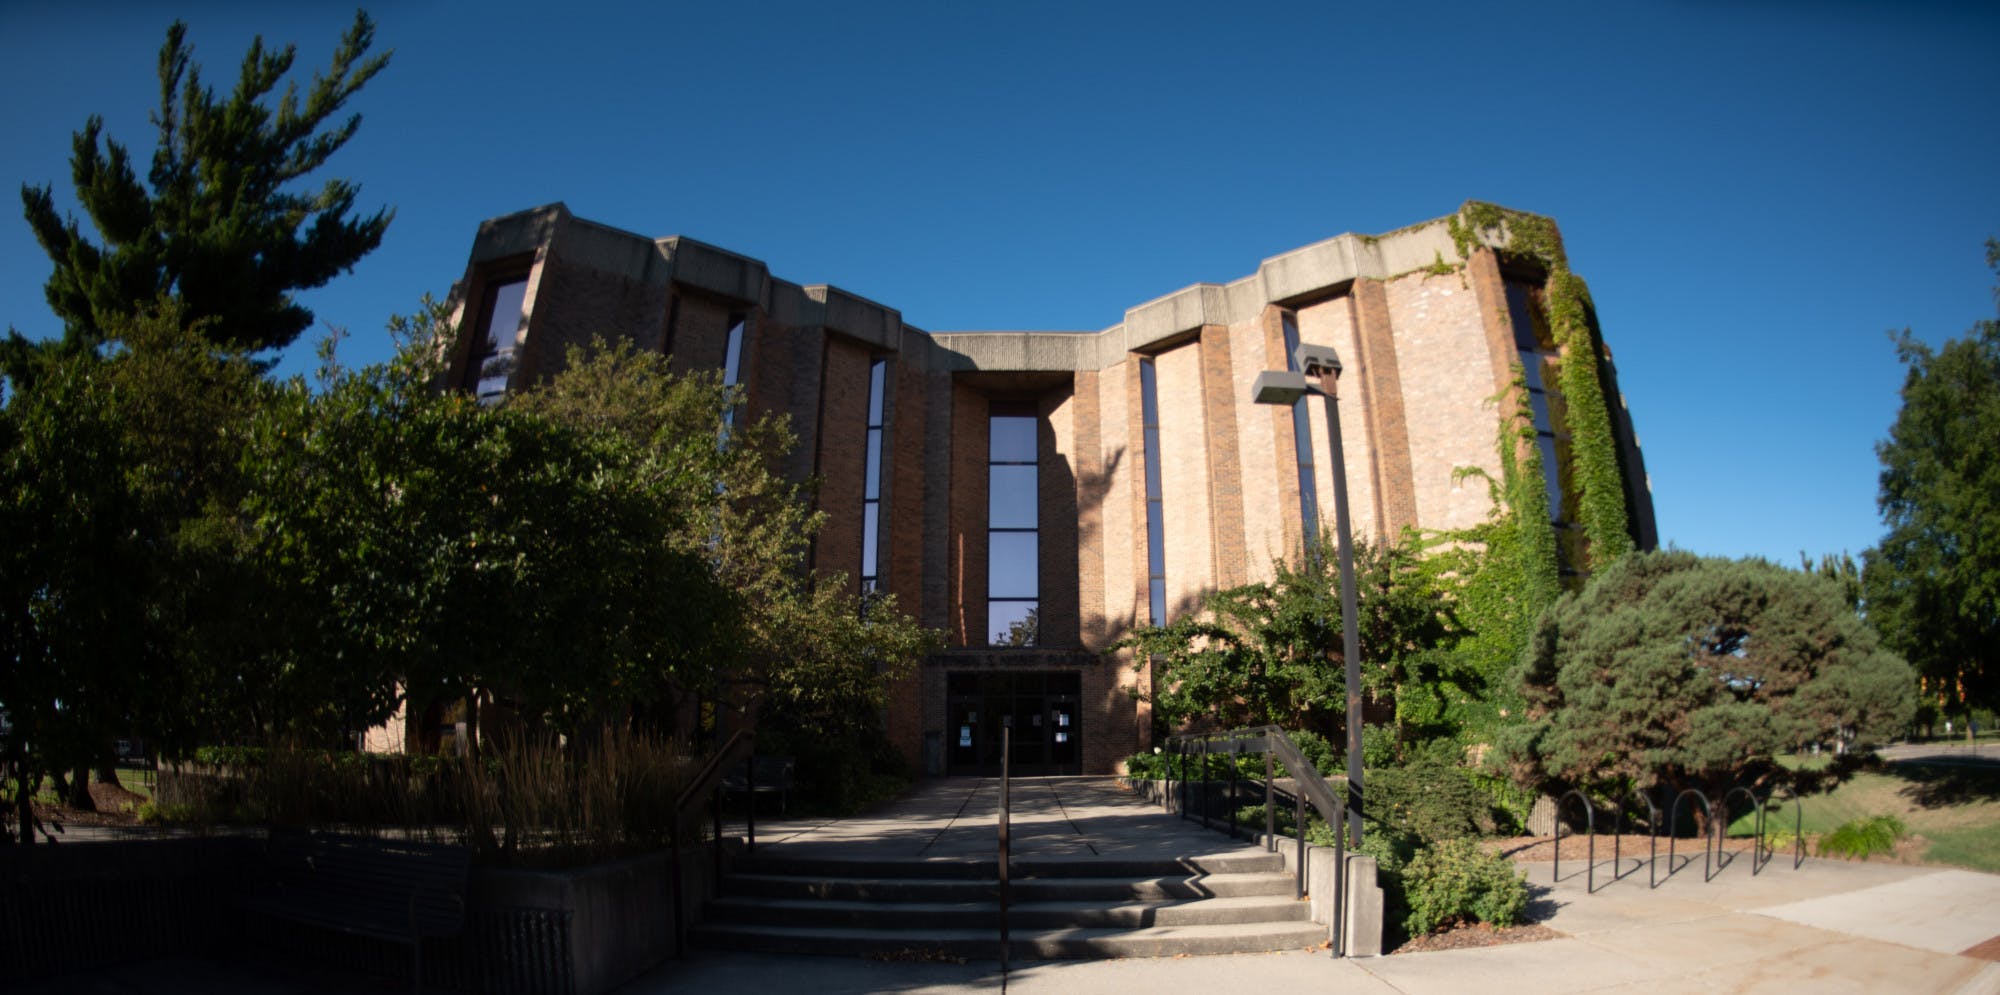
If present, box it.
[1252,342,1364,847]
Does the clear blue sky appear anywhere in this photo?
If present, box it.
[3,1,1996,566]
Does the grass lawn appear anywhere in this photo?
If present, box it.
[114,768,155,800]
[1729,758,2000,873]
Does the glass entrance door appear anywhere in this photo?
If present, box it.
[945,671,1082,776]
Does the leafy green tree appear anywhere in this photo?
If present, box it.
[1503,552,1915,821]
[1115,532,1465,749]
[91,300,271,769]
[1865,246,2000,737]
[0,355,147,837]
[514,339,942,806]
[0,296,272,836]
[238,317,733,746]
[14,10,390,364]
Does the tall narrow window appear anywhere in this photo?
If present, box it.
[465,277,527,404]
[988,407,1038,646]
[861,359,887,592]
[1139,358,1167,624]
[1504,282,1567,523]
[1281,314,1320,542]
[721,313,747,430]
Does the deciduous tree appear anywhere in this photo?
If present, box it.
[1864,244,2000,737]
[1115,533,1466,749]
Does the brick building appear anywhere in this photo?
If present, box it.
[444,202,1656,776]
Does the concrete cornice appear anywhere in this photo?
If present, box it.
[470,202,1533,374]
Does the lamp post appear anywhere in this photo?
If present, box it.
[1252,345,1363,848]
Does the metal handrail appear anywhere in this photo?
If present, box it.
[1162,725,1349,957]
[669,729,755,959]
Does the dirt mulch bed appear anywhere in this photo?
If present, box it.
[1488,833,1759,863]
[1392,920,1566,954]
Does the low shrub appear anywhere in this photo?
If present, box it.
[1817,814,1906,860]
[1129,730,1343,783]
[1367,743,1491,842]
[1123,750,1173,779]
[1763,828,1805,854]
[1401,837,1528,936]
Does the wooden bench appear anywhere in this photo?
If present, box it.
[722,756,795,814]
[240,829,472,993]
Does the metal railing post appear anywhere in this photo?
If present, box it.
[999,722,1012,975]
[1168,743,1184,819]
[670,821,684,958]
[1198,740,1211,833]
[1264,750,1275,851]
[1227,742,1239,839]
[1295,787,1306,900]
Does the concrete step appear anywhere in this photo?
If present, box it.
[689,920,1333,959]
[704,894,1312,930]
[724,871,1296,903]
[731,851,1286,880]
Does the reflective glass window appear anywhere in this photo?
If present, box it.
[990,416,1037,463]
[861,358,887,591]
[989,599,1038,647]
[721,315,747,432]
[1139,357,1168,624]
[988,407,1038,646]
[988,531,1039,598]
[989,465,1038,528]
[1505,282,1570,527]
[466,277,527,404]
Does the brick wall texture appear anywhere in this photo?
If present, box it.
[451,207,1649,777]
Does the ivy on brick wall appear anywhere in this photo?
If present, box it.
[1544,271,1633,565]
[1449,200,1633,570]
[1416,375,1562,746]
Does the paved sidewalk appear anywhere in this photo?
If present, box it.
[624,777,2000,994]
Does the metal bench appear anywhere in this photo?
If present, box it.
[721,756,795,814]
[240,829,471,993]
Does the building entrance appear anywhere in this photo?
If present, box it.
[945,671,1081,776]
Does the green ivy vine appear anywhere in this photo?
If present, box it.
[1448,200,1633,570]
[1414,372,1563,746]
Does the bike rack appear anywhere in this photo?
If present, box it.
[1552,788,1598,893]
[1667,788,1715,883]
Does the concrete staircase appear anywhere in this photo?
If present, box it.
[693,849,1328,959]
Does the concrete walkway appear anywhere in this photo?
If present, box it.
[727,775,1276,864]
[19,777,2000,992]
[626,776,2000,994]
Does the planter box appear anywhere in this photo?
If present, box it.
[475,841,735,995]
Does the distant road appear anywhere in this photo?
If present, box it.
[1878,741,2000,765]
